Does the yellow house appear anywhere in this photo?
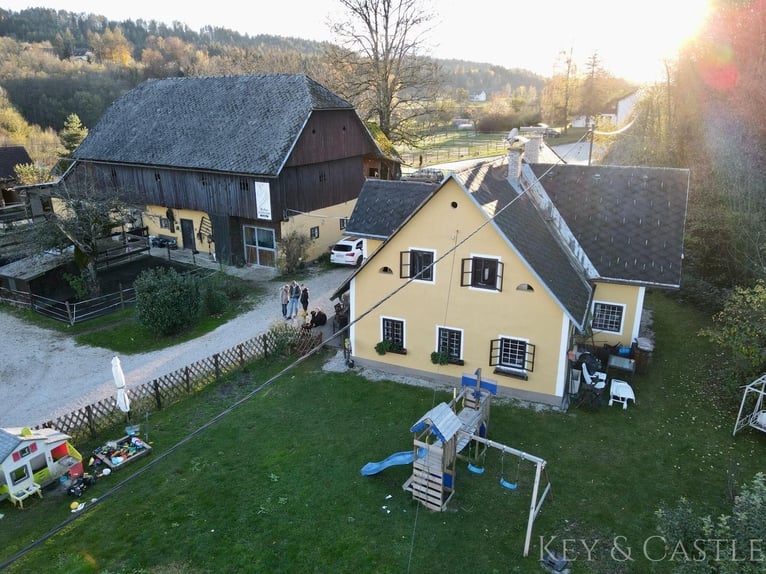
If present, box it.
[334,144,690,407]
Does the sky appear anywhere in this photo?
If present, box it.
[4,0,712,83]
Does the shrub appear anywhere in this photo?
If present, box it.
[201,274,230,316]
[278,231,312,274]
[134,267,202,336]
[655,472,766,572]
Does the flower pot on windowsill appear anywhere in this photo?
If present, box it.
[375,340,390,355]
[376,340,407,355]
[431,351,449,365]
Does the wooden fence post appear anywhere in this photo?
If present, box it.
[86,405,96,437]
[65,300,74,326]
[153,380,162,409]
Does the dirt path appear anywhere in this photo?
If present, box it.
[0,266,354,428]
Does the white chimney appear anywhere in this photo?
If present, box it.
[524,134,543,164]
[507,144,523,184]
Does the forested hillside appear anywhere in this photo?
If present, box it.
[0,6,545,132]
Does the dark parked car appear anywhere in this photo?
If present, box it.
[151,236,178,249]
[543,128,561,138]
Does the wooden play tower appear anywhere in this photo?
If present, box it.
[402,371,495,511]
[401,371,552,557]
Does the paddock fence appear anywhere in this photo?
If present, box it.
[0,266,216,326]
[35,326,323,444]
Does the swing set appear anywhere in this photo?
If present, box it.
[395,372,552,556]
[467,441,524,490]
[463,432,551,555]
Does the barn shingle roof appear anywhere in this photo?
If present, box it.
[73,74,354,176]
[0,146,33,180]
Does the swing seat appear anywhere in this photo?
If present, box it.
[499,478,518,490]
[467,462,485,474]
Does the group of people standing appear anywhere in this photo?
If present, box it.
[281,280,309,320]
[280,280,327,329]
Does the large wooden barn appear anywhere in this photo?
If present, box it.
[67,74,399,267]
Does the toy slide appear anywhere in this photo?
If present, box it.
[360,450,416,476]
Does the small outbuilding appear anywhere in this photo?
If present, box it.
[0,426,83,508]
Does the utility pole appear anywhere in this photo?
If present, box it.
[587,120,596,166]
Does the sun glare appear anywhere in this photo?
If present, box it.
[653,1,711,57]
[588,0,712,82]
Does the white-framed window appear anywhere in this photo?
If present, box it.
[11,465,29,485]
[436,326,463,364]
[461,256,504,291]
[400,248,435,282]
[381,316,406,353]
[490,336,535,379]
[592,302,625,334]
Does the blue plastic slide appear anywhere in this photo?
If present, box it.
[360,450,415,476]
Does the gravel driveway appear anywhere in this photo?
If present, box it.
[0,264,354,428]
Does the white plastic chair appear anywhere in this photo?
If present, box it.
[581,362,607,390]
[609,379,636,410]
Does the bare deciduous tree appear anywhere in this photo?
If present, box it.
[326,0,442,146]
[45,177,136,296]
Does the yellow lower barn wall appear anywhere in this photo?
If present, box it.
[281,200,358,262]
[144,205,213,254]
[348,180,571,403]
[588,282,645,349]
[144,200,359,264]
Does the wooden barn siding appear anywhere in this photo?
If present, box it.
[286,110,379,165]
[279,158,366,214]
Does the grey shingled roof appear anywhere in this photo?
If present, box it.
[452,160,593,329]
[0,428,22,462]
[0,146,33,180]
[529,163,689,288]
[346,179,437,239]
[73,74,355,176]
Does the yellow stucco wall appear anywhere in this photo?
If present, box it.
[587,282,645,349]
[144,205,214,254]
[281,199,358,262]
[349,179,571,402]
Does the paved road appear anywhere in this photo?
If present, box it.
[0,262,354,428]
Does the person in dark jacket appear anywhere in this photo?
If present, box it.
[286,280,301,319]
[300,284,310,313]
[308,308,327,329]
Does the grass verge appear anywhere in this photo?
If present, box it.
[1,291,763,573]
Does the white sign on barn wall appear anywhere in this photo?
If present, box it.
[255,181,272,220]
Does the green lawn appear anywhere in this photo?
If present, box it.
[1,291,763,573]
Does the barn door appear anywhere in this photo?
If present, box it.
[180,219,197,252]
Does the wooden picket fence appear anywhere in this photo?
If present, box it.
[35,325,323,444]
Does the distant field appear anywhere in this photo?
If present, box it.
[399,127,589,170]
